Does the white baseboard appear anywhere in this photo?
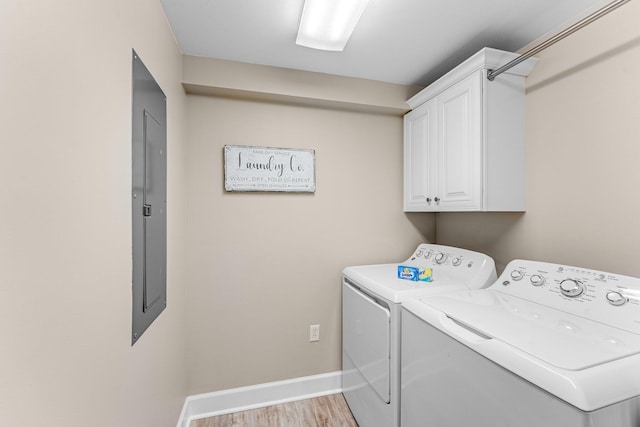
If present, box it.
[177,371,343,427]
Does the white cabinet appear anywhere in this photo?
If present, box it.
[404,97,437,211]
[404,48,537,212]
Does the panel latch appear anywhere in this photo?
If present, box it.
[143,204,152,217]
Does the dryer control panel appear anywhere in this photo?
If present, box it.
[406,244,497,289]
[494,259,640,334]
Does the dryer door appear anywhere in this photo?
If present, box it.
[343,281,391,403]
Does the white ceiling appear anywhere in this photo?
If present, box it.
[160,0,609,87]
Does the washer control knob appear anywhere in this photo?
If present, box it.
[530,274,545,286]
[434,253,447,264]
[416,250,424,257]
[510,270,524,281]
[452,257,461,266]
[560,279,584,297]
[424,251,432,259]
[606,291,627,306]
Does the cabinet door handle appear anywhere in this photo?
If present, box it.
[426,197,431,203]
[434,197,440,203]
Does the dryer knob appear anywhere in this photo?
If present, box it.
[452,257,461,266]
[606,291,627,306]
[434,253,447,264]
[560,279,584,297]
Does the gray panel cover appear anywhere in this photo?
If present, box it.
[132,50,166,345]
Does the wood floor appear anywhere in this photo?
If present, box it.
[191,393,358,427]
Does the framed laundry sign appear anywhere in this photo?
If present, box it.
[224,145,316,192]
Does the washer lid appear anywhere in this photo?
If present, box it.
[418,289,640,371]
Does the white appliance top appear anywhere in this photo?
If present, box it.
[343,244,496,303]
[403,259,640,411]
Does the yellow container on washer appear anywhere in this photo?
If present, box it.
[398,266,433,282]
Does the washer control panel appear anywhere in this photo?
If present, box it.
[406,244,497,289]
[495,259,640,334]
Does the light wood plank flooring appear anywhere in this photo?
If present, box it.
[191,393,358,427]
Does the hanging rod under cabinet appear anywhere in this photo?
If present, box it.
[487,0,631,81]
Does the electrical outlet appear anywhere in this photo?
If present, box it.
[309,324,320,342]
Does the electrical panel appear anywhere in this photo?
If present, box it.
[131,50,167,345]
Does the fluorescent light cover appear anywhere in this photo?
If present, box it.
[296,0,370,51]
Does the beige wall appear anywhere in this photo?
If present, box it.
[185,93,433,394]
[1,1,187,426]
[437,1,640,276]
[182,55,423,115]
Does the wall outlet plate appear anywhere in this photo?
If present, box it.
[309,324,320,342]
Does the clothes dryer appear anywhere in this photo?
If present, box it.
[342,244,496,427]
[402,259,640,427]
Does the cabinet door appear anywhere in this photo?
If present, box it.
[404,99,437,211]
[436,72,482,211]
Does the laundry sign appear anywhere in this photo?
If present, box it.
[224,145,316,192]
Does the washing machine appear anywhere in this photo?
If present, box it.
[401,259,640,427]
[342,243,496,427]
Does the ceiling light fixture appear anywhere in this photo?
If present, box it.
[296,0,371,52]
